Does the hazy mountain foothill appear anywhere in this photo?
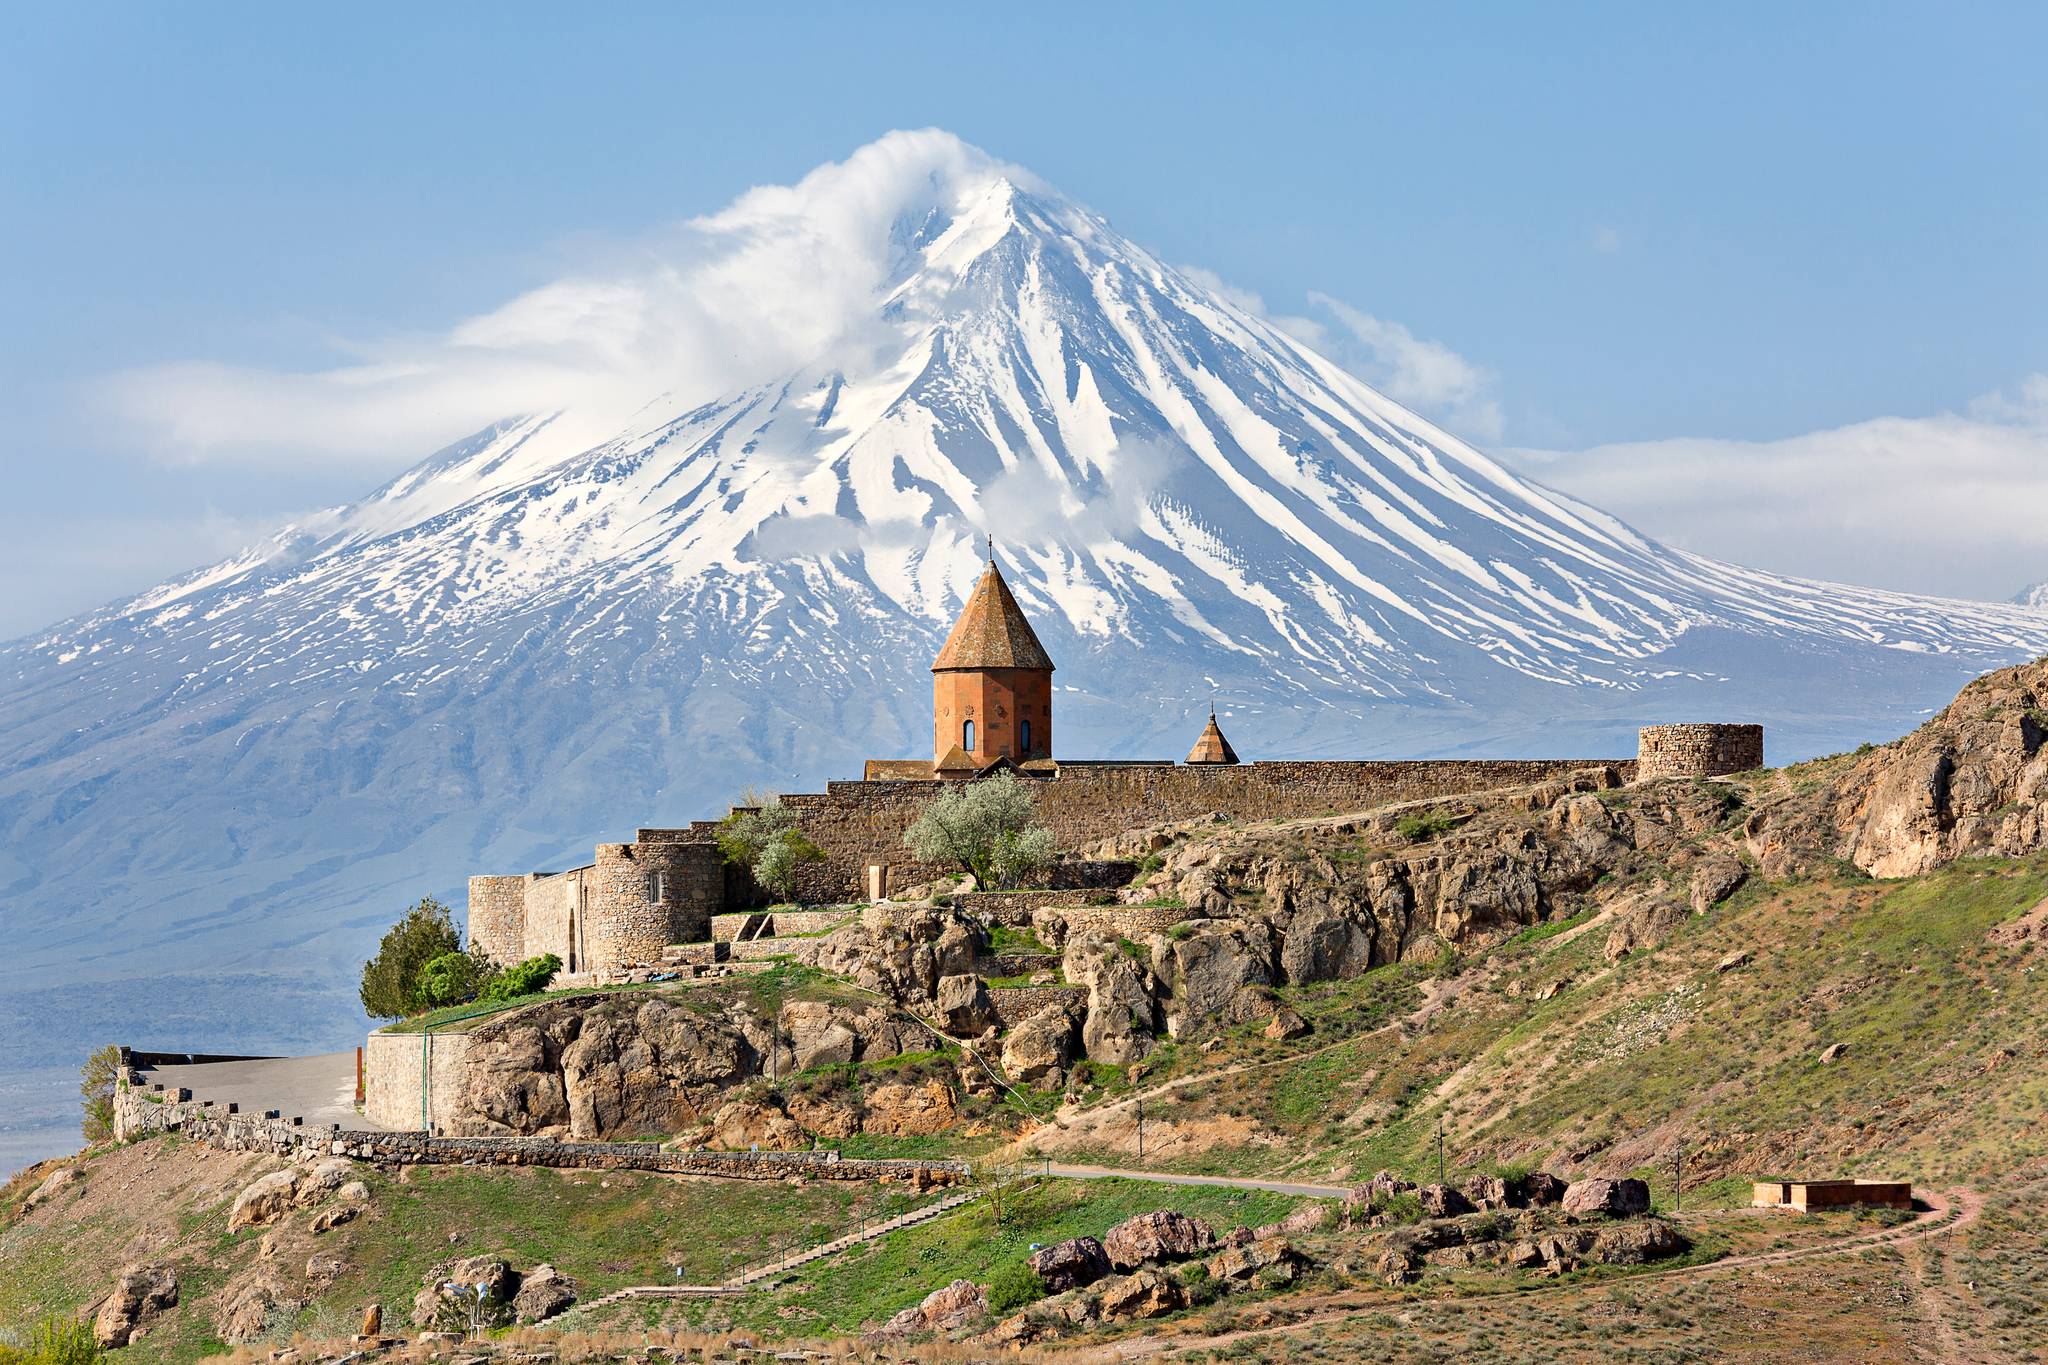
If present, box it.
[8,138,2048,1362]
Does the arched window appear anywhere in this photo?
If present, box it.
[963,719,976,752]
[1021,719,1032,753]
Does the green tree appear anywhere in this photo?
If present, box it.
[904,770,1056,889]
[755,829,827,903]
[714,798,798,869]
[359,898,464,1019]
[79,1044,120,1144]
[415,950,485,1008]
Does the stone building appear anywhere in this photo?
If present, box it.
[465,548,1767,969]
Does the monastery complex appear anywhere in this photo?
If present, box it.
[468,553,1764,979]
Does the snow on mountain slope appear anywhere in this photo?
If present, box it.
[3,131,2045,1059]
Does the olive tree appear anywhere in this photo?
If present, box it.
[904,770,1055,890]
[717,797,826,904]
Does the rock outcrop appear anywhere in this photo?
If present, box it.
[868,1277,987,1339]
[94,1264,179,1347]
[1029,1236,1111,1293]
[1562,1177,1651,1218]
[1002,1003,1080,1088]
[1102,1210,1216,1270]
[1739,657,2048,880]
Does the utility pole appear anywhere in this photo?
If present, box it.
[1436,1118,1445,1185]
[1136,1096,1144,1162]
[1674,1140,1683,1214]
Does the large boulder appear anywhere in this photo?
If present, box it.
[1002,1004,1079,1089]
[1028,1236,1111,1293]
[1562,1177,1651,1219]
[1515,1171,1569,1207]
[707,1097,809,1151]
[227,1170,302,1232]
[1206,1234,1306,1284]
[1148,921,1276,1035]
[933,975,998,1038]
[1102,1210,1216,1270]
[868,1277,987,1339]
[94,1264,178,1347]
[1096,1269,1185,1320]
[1591,1220,1688,1264]
[411,1256,515,1327]
[511,1264,579,1323]
[1419,1183,1475,1218]
[860,1079,959,1137]
[1065,935,1160,1065]
[1279,902,1375,984]
[215,1279,293,1344]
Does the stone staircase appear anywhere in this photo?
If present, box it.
[564,1187,983,1314]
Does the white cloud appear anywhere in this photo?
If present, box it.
[1506,375,2048,602]
[98,129,1033,468]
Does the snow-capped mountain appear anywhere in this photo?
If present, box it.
[3,132,2045,1070]
[2014,580,2048,610]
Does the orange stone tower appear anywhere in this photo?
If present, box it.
[932,545,1055,772]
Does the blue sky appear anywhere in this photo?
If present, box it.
[3,2,2045,634]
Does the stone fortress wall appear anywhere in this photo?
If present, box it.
[779,757,1642,903]
[470,840,722,972]
[465,729,1758,970]
[1635,724,1765,783]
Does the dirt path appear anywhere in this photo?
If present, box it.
[1129,1188,1983,1357]
[1039,1162,1350,1199]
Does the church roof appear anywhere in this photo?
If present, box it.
[932,559,1055,672]
[1185,711,1240,765]
[934,744,979,773]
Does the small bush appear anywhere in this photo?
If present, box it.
[1394,810,1458,843]
[24,1315,101,1365]
[480,953,562,1002]
[985,1261,1048,1315]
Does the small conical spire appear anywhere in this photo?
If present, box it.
[1186,708,1240,765]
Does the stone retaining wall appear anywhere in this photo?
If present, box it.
[990,984,1087,1026]
[1040,904,1202,938]
[710,909,854,942]
[982,953,1062,978]
[1636,724,1765,781]
[114,1080,964,1184]
[363,1029,475,1132]
[954,890,1115,925]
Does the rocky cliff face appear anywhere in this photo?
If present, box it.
[1750,656,2048,879]
[450,990,920,1140]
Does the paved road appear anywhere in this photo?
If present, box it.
[1040,1161,1349,1199]
[135,1052,381,1132]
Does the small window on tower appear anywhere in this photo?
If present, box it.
[1022,719,1032,752]
[646,872,666,903]
[963,719,976,752]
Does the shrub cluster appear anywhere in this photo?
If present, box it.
[358,897,561,1019]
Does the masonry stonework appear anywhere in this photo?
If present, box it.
[1635,724,1765,781]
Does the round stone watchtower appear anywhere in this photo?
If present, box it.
[931,548,1054,772]
[1636,723,1765,781]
